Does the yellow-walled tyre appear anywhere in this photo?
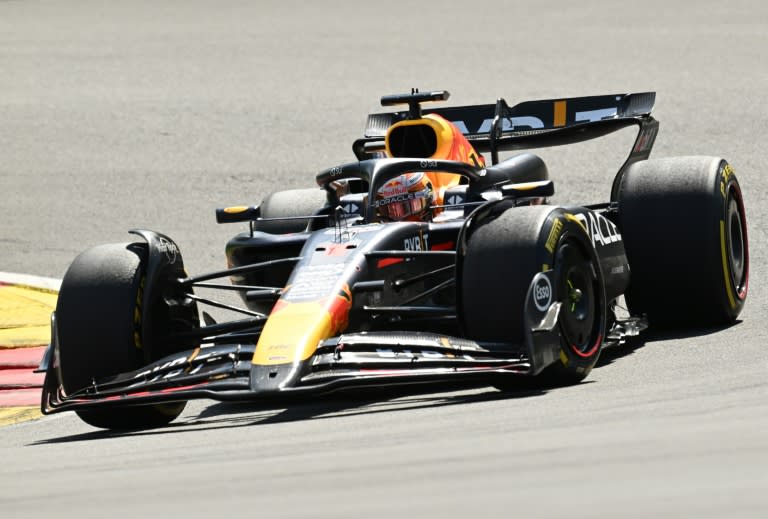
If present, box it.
[617,157,748,327]
[460,205,606,386]
[55,243,186,430]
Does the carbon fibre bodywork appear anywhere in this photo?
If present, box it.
[41,203,631,413]
[41,90,666,417]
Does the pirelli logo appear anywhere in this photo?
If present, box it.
[545,218,563,253]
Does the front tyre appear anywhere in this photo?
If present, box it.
[460,205,606,386]
[75,403,187,430]
[55,243,186,429]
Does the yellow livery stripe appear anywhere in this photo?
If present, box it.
[553,100,567,127]
[252,302,333,366]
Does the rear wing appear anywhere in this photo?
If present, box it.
[357,92,659,200]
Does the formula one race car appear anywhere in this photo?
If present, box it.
[39,89,749,429]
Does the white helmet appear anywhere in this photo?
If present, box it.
[374,173,434,221]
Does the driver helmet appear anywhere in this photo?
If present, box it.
[374,172,434,221]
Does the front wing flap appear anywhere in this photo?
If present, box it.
[41,344,255,414]
[41,329,554,414]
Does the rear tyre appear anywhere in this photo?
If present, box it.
[55,243,186,429]
[460,205,606,386]
[617,157,748,327]
[255,188,328,233]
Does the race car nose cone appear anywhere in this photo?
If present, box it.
[249,362,301,393]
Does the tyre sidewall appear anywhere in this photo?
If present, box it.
[548,218,607,378]
[718,163,749,319]
[459,205,606,378]
[56,243,146,394]
[618,157,748,325]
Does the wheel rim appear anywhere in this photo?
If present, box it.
[726,194,747,295]
[557,243,598,354]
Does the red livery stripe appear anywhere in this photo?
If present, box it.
[377,258,404,268]
[431,241,455,251]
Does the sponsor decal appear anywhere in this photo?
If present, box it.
[374,191,423,207]
[329,166,343,177]
[545,218,563,253]
[284,264,347,301]
[157,237,179,264]
[532,274,552,312]
[452,117,545,133]
[720,163,735,199]
[404,232,429,251]
[449,103,622,135]
[266,344,291,362]
[375,173,432,209]
[445,194,464,205]
[316,241,359,257]
[342,202,360,214]
[573,212,622,248]
[419,159,438,169]
[632,125,658,153]
[375,348,475,361]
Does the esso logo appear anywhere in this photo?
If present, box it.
[533,275,552,312]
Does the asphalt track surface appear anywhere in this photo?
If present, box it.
[1,0,767,517]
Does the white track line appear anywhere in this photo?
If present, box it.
[0,272,61,292]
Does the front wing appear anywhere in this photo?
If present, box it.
[41,328,560,414]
